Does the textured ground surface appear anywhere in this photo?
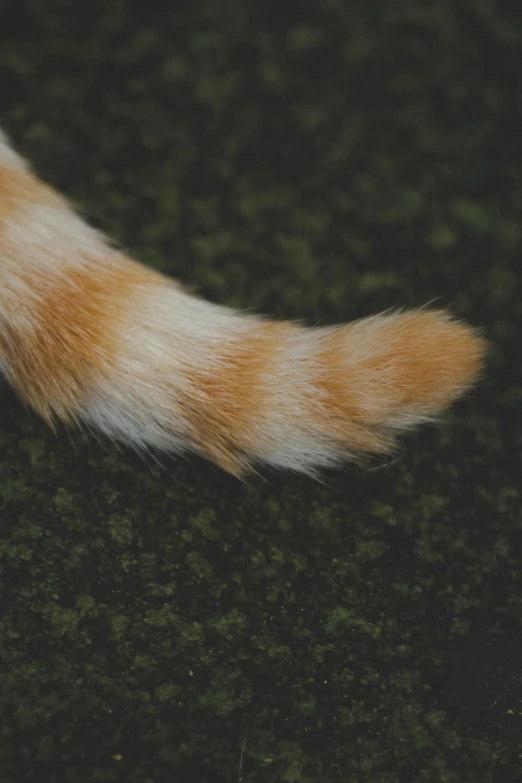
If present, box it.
[1,1,521,781]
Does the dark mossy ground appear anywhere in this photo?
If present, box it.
[1,1,522,781]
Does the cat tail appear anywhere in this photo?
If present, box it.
[0,128,487,476]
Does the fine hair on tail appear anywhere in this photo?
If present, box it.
[0,127,487,478]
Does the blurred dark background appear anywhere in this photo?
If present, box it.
[1,0,521,781]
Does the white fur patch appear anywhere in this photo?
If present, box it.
[0,129,28,169]
[79,280,261,457]
[3,203,110,273]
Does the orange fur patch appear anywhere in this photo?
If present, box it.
[176,321,292,475]
[311,327,389,454]
[316,310,487,453]
[0,257,160,422]
[353,311,486,411]
[0,165,65,218]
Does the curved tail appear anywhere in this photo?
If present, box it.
[0,128,486,477]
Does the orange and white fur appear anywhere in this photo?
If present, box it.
[0,127,486,477]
